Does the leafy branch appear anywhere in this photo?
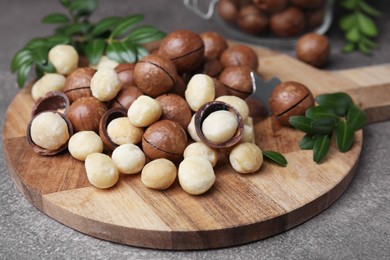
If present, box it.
[11,0,166,88]
[339,0,382,54]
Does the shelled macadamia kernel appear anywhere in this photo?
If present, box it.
[31,73,66,101]
[141,158,177,190]
[187,114,202,142]
[216,95,249,121]
[185,74,215,111]
[202,110,238,144]
[90,67,122,102]
[127,95,162,127]
[48,44,78,75]
[68,131,103,161]
[229,142,263,174]
[106,117,143,145]
[112,144,146,174]
[85,153,119,189]
[183,142,218,167]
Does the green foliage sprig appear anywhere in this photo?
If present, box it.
[289,92,367,164]
[339,0,382,54]
[11,0,166,88]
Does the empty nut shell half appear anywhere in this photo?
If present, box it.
[99,107,128,152]
[31,91,70,118]
[195,101,244,149]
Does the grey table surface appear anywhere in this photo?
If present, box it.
[1,1,389,259]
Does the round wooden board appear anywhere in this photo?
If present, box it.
[3,46,371,250]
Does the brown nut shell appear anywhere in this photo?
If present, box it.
[67,97,107,133]
[110,85,143,110]
[296,33,330,68]
[200,31,228,60]
[220,45,259,71]
[253,0,288,14]
[269,81,314,126]
[216,0,239,23]
[158,30,205,73]
[134,54,177,97]
[219,65,253,99]
[270,7,306,37]
[213,79,229,98]
[198,59,224,78]
[291,0,324,10]
[194,101,244,149]
[170,74,187,98]
[156,93,192,129]
[98,107,128,152]
[237,5,269,35]
[31,91,70,117]
[115,63,135,86]
[63,67,96,103]
[27,111,73,156]
[142,120,188,162]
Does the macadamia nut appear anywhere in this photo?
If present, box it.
[141,158,177,190]
[128,95,162,127]
[91,55,119,70]
[202,110,238,144]
[90,67,121,102]
[107,117,143,145]
[185,74,215,111]
[229,143,263,174]
[30,112,70,151]
[48,44,78,75]
[112,144,146,174]
[183,142,218,167]
[85,153,119,189]
[31,73,66,101]
[241,124,255,143]
[178,156,215,195]
[187,114,201,142]
[216,95,249,121]
[68,131,103,161]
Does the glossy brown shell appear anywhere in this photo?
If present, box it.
[237,5,269,35]
[296,33,330,68]
[115,63,135,86]
[216,0,239,23]
[219,65,253,99]
[200,31,228,60]
[253,0,288,14]
[156,93,192,129]
[270,7,306,37]
[110,85,143,110]
[220,45,259,71]
[63,67,96,103]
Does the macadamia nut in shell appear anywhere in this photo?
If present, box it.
[141,159,177,190]
[68,131,103,161]
[85,153,119,189]
[112,144,146,174]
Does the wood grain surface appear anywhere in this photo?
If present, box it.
[3,44,390,250]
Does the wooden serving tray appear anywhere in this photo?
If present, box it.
[3,44,390,250]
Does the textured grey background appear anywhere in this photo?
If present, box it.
[1,0,389,259]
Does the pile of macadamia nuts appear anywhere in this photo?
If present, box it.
[27,29,267,196]
[217,0,327,38]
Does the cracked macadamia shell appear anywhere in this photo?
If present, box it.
[63,67,96,103]
[220,45,259,71]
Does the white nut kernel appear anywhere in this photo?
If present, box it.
[107,117,143,145]
[178,156,215,195]
[187,114,201,142]
[85,153,119,189]
[90,67,121,102]
[31,73,66,101]
[183,142,218,167]
[141,158,177,190]
[48,44,78,75]
[68,131,103,161]
[241,124,255,143]
[112,144,146,174]
[91,55,119,70]
[30,112,69,151]
[185,74,215,111]
[128,95,162,127]
[202,110,238,143]
[216,95,249,121]
[229,142,263,174]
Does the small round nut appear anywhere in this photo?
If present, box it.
[127,95,162,127]
[220,45,259,71]
[31,73,66,101]
[115,63,135,86]
[48,44,78,75]
[202,110,239,144]
[67,97,107,132]
[112,144,146,174]
[216,0,239,23]
[291,0,324,9]
[187,114,201,142]
[270,7,306,37]
[219,65,253,99]
[106,117,143,145]
[200,31,228,60]
[141,158,177,190]
[85,153,119,189]
[185,74,215,111]
[241,124,255,143]
[296,33,330,67]
[90,67,122,102]
[178,156,215,195]
[156,93,192,129]
[183,142,218,167]
[68,131,103,161]
[216,95,249,121]
[63,67,96,103]
[98,108,127,151]
[29,111,70,151]
[237,5,269,35]
[134,54,177,97]
[229,142,263,174]
[91,55,119,70]
[253,0,288,13]
[110,85,143,110]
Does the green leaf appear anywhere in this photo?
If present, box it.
[357,13,378,37]
[11,49,32,72]
[125,25,164,43]
[311,118,338,135]
[347,103,367,130]
[299,134,315,150]
[315,92,353,117]
[339,13,356,31]
[289,116,314,134]
[362,37,378,48]
[263,151,287,167]
[90,17,121,37]
[85,39,106,66]
[106,41,136,63]
[64,23,90,36]
[313,135,330,164]
[340,0,358,10]
[110,14,145,38]
[16,61,33,88]
[25,38,48,49]
[69,0,98,16]
[342,42,356,53]
[35,61,56,74]
[135,45,149,60]
[346,27,360,42]
[336,121,355,152]
[31,47,49,65]
[60,0,71,8]
[46,35,71,46]
[42,13,70,24]
[359,1,382,17]
[306,106,338,120]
